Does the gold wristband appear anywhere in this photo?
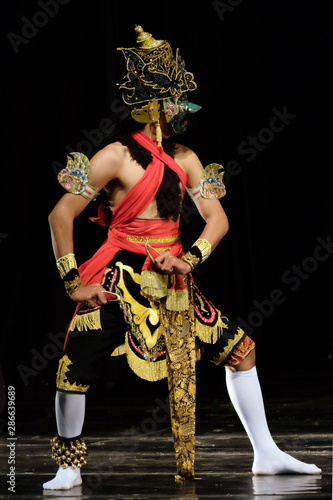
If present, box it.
[193,238,211,262]
[56,253,82,294]
[181,238,212,271]
[181,252,200,271]
[64,273,82,295]
[56,253,77,279]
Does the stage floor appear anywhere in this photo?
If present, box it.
[0,366,332,499]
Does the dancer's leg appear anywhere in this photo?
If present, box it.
[225,350,321,475]
[43,391,86,490]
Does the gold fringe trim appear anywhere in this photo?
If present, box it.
[141,270,190,312]
[141,270,169,300]
[69,308,101,332]
[211,327,246,366]
[166,288,189,311]
[125,334,167,382]
[195,312,229,345]
[56,355,90,393]
[126,234,179,244]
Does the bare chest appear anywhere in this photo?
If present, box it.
[104,157,147,210]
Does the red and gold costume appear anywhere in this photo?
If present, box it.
[44,26,321,488]
[56,131,254,480]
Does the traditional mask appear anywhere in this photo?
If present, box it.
[163,95,201,135]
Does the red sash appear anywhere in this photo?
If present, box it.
[78,131,187,285]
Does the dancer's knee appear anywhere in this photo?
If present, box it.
[225,336,256,372]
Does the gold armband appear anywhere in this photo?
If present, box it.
[56,253,82,294]
[181,238,212,271]
[200,164,226,199]
[57,152,99,201]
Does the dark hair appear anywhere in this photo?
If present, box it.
[97,111,182,223]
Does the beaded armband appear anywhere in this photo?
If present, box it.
[56,253,82,294]
[181,238,212,271]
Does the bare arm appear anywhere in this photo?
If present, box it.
[49,144,122,305]
[179,144,229,250]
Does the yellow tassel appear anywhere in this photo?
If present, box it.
[156,120,162,147]
[69,309,101,332]
[195,312,229,345]
[125,334,167,381]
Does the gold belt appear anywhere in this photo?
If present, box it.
[126,234,179,253]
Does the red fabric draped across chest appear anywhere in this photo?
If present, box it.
[78,131,188,285]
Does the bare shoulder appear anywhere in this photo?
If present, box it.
[174,142,195,159]
[91,141,126,166]
[87,141,128,189]
[173,142,204,178]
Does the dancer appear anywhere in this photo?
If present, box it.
[43,26,321,490]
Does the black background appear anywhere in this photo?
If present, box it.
[1,0,332,409]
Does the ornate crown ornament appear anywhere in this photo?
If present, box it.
[117,25,197,107]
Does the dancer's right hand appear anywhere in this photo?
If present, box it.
[69,283,108,307]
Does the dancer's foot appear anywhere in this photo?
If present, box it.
[43,466,82,490]
[252,450,322,475]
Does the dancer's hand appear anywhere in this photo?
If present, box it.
[70,283,108,307]
[153,251,192,275]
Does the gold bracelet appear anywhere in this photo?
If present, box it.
[181,238,212,271]
[64,273,82,295]
[56,253,82,294]
[56,253,77,279]
[193,238,211,262]
[181,252,200,271]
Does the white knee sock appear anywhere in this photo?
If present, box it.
[225,366,321,475]
[55,391,85,438]
[43,391,86,490]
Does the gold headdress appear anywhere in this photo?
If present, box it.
[117,25,197,106]
[117,26,198,145]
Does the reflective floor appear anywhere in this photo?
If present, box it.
[0,366,332,499]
